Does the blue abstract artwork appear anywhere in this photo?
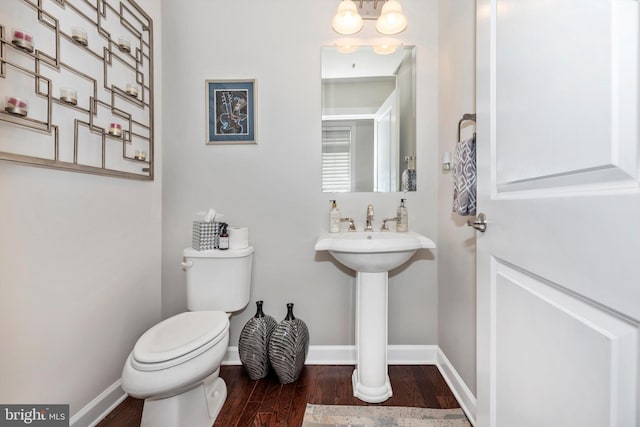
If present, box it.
[207,80,256,144]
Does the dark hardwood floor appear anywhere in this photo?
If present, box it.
[97,365,461,427]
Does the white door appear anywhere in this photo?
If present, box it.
[374,91,398,192]
[476,1,640,427]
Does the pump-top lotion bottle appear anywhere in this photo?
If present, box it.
[219,223,229,249]
[329,200,341,233]
[397,199,408,232]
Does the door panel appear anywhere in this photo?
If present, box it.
[494,0,638,187]
[476,1,640,426]
[495,0,614,184]
[494,261,638,427]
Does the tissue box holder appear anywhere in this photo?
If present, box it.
[192,221,220,250]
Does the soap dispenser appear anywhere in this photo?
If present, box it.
[397,199,408,232]
[329,200,341,233]
[219,223,229,250]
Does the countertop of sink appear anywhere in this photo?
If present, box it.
[314,231,435,253]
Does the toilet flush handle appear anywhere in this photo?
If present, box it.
[181,260,193,269]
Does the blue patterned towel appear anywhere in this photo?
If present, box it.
[452,135,476,216]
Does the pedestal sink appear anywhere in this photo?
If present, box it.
[314,231,435,403]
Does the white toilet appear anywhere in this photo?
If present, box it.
[121,246,254,427]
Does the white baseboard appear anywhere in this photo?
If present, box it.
[388,345,438,364]
[223,345,359,365]
[223,345,438,366]
[306,345,356,364]
[80,345,475,426]
[221,345,241,365]
[436,348,477,426]
[70,380,127,427]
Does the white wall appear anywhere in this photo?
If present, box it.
[437,0,478,394]
[322,78,396,115]
[161,0,439,347]
[0,0,162,418]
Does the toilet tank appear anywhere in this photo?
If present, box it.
[182,246,254,312]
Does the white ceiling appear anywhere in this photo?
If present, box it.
[321,46,411,79]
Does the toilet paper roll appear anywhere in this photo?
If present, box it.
[229,227,249,249]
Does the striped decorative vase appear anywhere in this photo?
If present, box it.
[268,303,309,384]
[238,300,277,380]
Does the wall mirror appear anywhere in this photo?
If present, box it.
[321,45,416,192]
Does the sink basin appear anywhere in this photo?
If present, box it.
[314,231,435,273]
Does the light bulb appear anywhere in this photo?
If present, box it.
[332,0,363,35]
[373,44,397,55]
[376,0,408,35]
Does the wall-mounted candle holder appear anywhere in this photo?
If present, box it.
[71,27,88,46]
[0,0,155,180]
[118,36,131,53]
[5,97,28,116]
[125,83,138,97]
[108,122,122,137]
[59,87,78,105]
[11,29,34,53]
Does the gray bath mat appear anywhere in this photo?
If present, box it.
[301,403,472,426]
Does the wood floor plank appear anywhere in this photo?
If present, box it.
[257,373,283,413]
[252,412,272,427]
[415,364,444,408]
[333,365,363,406]
[214,367,255,427]
[237,370,285,426]
[286,365,317,425]
[97,365,463,427]
[422,365,460,409]
[234,400,262,427]
[390,365,428,407]
[308,365,340,405]
[270,381,297,427]
[247,373,270,403]
[95,396,142,427]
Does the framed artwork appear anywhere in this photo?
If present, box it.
[206,79,256,144]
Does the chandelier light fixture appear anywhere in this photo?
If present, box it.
[332,0,408,36]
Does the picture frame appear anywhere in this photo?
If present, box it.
[205,79,256,144]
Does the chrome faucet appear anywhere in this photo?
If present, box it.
[365,204,374,231]
[381,217,400,231]
[341,217,357,231]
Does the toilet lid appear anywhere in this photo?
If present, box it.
[133,311,229,364]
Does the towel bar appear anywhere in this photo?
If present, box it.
[457,113,476,141]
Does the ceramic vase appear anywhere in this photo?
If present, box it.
[268,303,310,384]
[238,300,277,380]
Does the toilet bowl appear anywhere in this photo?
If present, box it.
[121,246,254,427]
[122,311,230,427]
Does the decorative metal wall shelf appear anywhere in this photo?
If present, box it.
[0,0,154,180]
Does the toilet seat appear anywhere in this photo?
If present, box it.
[131,311,229,372]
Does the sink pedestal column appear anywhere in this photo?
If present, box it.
[352,271,392,403]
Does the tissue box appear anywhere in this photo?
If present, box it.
[192,221,221,250]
